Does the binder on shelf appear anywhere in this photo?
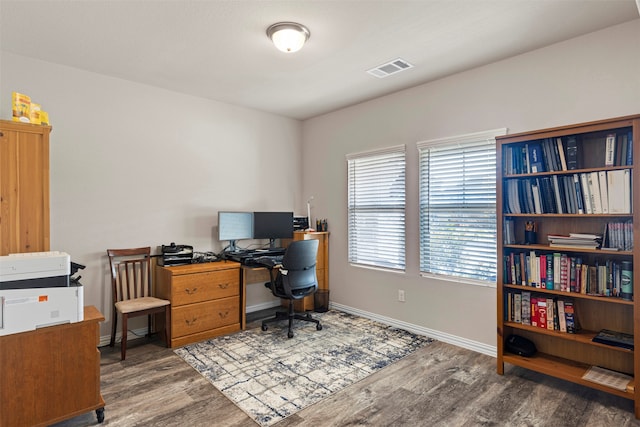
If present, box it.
[580,173,593,214]
[588,172,603,214]
[598,171,609,214]
[605,133,616,166]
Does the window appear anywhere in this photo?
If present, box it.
[418,129,506,285]
[347,145,406,270]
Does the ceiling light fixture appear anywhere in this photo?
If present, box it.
[267,22,310,53]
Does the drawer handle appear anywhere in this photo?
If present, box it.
[218,311,229,319]
[185,288,198,295]
[185,317,198,326]
[218,283,229,289]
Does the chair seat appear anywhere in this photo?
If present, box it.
[115,296,170,314]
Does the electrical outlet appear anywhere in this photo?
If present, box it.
[398,289,405,302]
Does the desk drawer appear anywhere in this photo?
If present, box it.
[171,297,239,337]
[171,269,239,306]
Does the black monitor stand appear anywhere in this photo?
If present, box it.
[268,238,277,250]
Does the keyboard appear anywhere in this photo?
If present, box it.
[252,248,285,257]
[248,255,283,267]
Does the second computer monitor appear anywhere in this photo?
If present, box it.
[253,211,294,249]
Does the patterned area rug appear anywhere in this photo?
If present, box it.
[175,310,433,426]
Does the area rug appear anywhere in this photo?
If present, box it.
[175,310,433,426]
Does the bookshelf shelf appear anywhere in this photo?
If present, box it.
[505,321,634,353]
[503,353,634,399]
[496,114,640,418]
[504,284,635,305]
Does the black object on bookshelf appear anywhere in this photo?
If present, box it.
[592,329,634,350]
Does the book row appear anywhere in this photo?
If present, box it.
[504,220,632,251]
[504,169,631,215]
[505,290,579,333]
[503,250,633,299]
[503,131,633,175]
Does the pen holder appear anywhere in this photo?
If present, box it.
[524,231,537,245]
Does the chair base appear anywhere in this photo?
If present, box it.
[261,303,322,338]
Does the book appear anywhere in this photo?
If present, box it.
[598,170,609,214]
[514,293,522,323]
[587,172,603,214]
[579,173,593,214]
[582,366,632,391]
[606,169,629,214]
[564,301,579,333]
[572,174,584,214]
[546,254,554,290]
[531,297,540,327]
[521,291,531,325]
[592,329,634,350]
[553,252,561,290]
[556,137,567,170]
[626,130,633,165]
[565,136,578,169]
[537,299,547,329]
[557,300,567,332]
[551,175,564,214]
[546,297,555,330]
[527,142,545,173]
[605,133,616,166]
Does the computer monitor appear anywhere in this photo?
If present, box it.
[253,212,294,250]
[218,211,253,252]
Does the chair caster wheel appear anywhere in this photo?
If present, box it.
[288,331,294,338]
[261,324,268,331]
[316,323,323,331]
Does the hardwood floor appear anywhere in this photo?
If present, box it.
[53,312,640,426]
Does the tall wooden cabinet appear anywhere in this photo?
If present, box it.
[496,114,640,417]
[0,119,51,255]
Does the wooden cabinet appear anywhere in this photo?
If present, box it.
[496,114,640,417]
[0,120,51,256]
[291,231,329,311]
[0,306,105,426]
[156,261,243,347]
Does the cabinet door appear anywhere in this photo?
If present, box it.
[0,121,51,255]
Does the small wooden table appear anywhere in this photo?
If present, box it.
[0,306,105,426]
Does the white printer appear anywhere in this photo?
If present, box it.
[0,251,83,336]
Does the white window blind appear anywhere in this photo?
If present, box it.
[418,129,506,284]
[347,145,406,270]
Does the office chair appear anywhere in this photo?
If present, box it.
[107,247,171,360]
[260,239,323,338]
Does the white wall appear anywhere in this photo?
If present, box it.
[2,19,639,353]
[302,20,640,353]
[1,53,303,337]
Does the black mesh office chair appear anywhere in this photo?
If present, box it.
[260,239,323,338]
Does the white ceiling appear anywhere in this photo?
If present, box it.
[1,1,638,120]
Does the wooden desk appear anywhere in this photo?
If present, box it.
[0,306,105,426]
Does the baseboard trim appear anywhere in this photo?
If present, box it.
[100,303,498,357]
[329,302,497,358]
[246,300,281,313]
[99,327,149,347]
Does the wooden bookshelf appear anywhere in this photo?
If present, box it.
[496,114,640,418]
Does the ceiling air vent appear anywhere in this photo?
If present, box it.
[367,58,414,78]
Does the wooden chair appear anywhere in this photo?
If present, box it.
[107,247,170,360]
